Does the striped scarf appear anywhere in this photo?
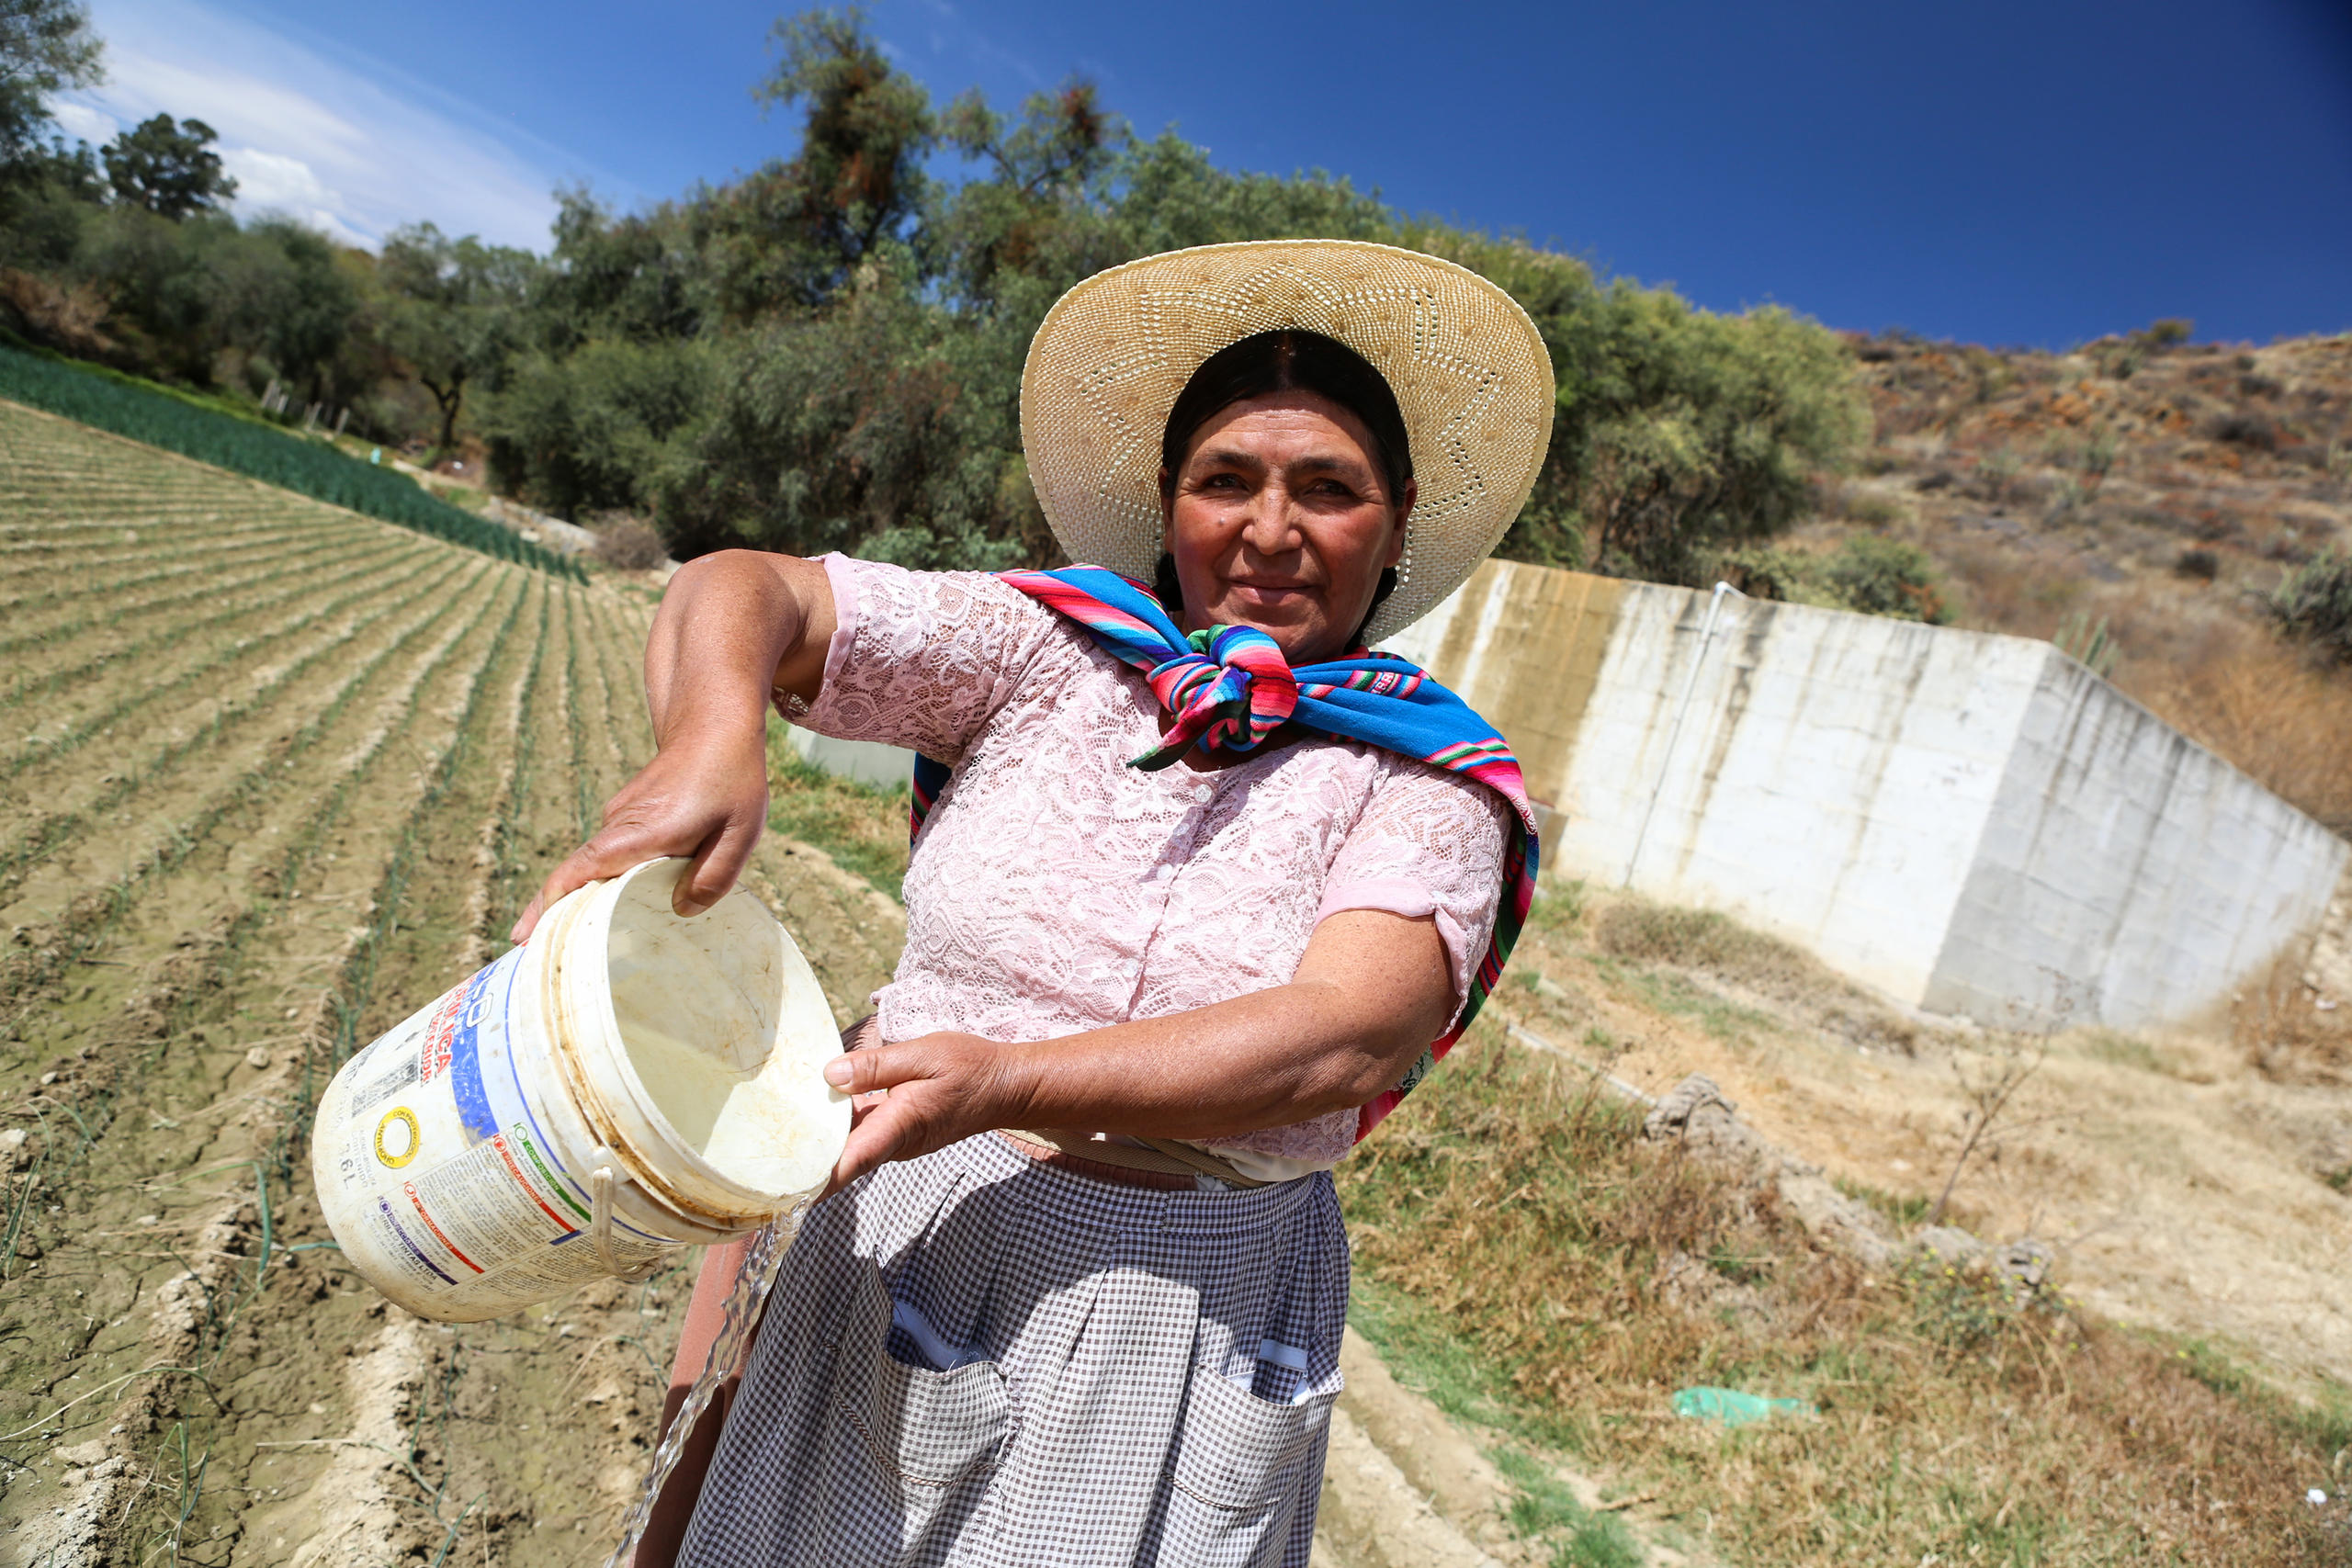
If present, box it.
[907,565,1540,1143]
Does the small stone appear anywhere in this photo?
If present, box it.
[244,1046,272,1069]
[1996,1238,2056,1295]
[137,1214,158,1226]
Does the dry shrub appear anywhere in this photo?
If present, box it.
[2236,949,2352,1086]
[0,268,119,361]
[1340,1031,2349,1566]
[2132,626,2352,832]
[594,515,669,571]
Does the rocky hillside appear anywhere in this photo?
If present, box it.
[1792,327,2352,833]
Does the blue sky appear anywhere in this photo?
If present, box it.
[58,0,2352,347]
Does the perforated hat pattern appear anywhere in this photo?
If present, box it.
[1019,240,1556,642]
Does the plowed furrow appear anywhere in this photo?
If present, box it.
[1,537,431,723]
[0,575,537,1562]
[0,529,396,662]
[3,541,444,764]
[0,526,336,622]
[0,515,327,577]
[587,590,656,771]
[0,556,488,923]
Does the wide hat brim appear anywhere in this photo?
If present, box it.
[1018,239,1556,643]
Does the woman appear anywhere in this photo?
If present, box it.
[517,240,1555,1568]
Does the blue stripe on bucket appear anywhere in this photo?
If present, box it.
[448,966,499,1141]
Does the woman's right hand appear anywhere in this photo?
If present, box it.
[511,718,772,942]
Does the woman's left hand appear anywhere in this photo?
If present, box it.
[820,1032,1021,1195]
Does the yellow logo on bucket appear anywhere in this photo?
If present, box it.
[376,1106,422,1168]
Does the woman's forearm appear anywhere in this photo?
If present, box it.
[823,908,1458,1179]
[993,976,1425,1138]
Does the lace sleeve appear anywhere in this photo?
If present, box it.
[790,556,1061,766]
[1317,761,1512,1022]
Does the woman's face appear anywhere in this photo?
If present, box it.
[1163,390,1414,663]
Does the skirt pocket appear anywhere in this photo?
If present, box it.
[1159,1367,1335,1568]
[824,1262,1012,1563]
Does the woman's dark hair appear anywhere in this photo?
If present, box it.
[1154,330,1412,629]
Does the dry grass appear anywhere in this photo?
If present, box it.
[2133,630,2352,834]
[1339,1026,2352,1565]
[2237,948,2352,1088]
[1586,894,1927,1055]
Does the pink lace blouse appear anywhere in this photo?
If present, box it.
[792,557,1510,1178]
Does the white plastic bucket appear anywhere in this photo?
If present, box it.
[311,859,849,1322]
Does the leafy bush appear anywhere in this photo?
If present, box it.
[1813,536,1950,622]
[2270,547,2352,664]
[0,343,582,578]
[481,335,710,521]
[1727,536,1950,624]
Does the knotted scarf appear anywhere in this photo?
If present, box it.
[907,564,1541,1141]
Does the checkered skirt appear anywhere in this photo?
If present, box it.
[677,1132,1348,1568]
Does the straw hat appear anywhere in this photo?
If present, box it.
[1019,239,1556,641]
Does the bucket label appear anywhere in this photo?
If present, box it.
[322,942,668,1318]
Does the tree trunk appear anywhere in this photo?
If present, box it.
[422,375,465,458]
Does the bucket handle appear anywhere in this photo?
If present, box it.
[590,1150,673,1282]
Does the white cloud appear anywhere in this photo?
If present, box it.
[56,0,594,252]
[49,99,119,146]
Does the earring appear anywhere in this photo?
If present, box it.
[1395,525,1414,586]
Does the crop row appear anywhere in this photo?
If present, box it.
[0,565,504,1029]
[0,534,422,685]
[2,544,451,777]
[0,555,484,914]
[0,354,583,580]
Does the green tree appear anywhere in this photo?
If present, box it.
[216,218,356,398]
[100,112,234,218]
[480,335,710,520]
[737,5,936,307]
[0,0,101,173]
[1526,283,1865,582]
[380,221,537,454]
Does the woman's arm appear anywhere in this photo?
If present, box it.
[511,549,835,941]
[818,905,1457,1189]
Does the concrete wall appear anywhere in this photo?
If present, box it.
[1927,656,2349,1028]
[783,725,914,790]
[1385,558,2347,1030]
